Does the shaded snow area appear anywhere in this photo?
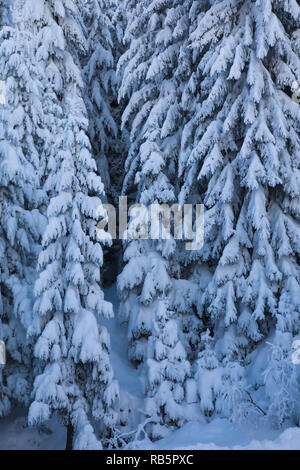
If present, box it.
[101,285,143,400]
[133,420,300,450]
[0,410,300,450]
[0,409,66,450]
[0,284,299,450]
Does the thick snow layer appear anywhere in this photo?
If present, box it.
[101,284,143,399]
[0,410,299,450]
[132,419,300,450]
[0,408,66,450]
[0,284,299,450]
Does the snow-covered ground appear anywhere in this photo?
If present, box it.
[0,409,66,450]
[134,420,300,450]
[0,284,299,450]
[1,408,300,450]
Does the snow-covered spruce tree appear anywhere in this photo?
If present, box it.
[80,0,127,286]
[109,1,130,206]
[0,0,11,419]
[145,300,191,439]
[263,340,300,426]
[193,329,260,424]
[0,0,47,413]
[179,0,300,422]
[105,0,132,286]
[117,0,203,436]
[79,0,118,200]
[23,0,119,450]
[194,330,222,417]
[0,0,10,26]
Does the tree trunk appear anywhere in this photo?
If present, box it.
[65,422,74,450]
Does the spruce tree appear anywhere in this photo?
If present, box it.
[0,0,47,413]
[80,0,126,285]
[80,0,118,199]
[179,0,300,421]
[117,0,201,435]
[19,0,119,449]
[145,300,191,439]
[0,0,11,419]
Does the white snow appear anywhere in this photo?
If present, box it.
[101,284,143,399]
[0,284,299,450]
[1,410,300,450]
[0,408,66,450]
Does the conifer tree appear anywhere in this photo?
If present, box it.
[16,0,120,449]
[117,0,202,433]
[0,0,11,419]
[80,0,118,199]
[0,0,47,413]
[145,300,191,439]
[80,0,126,285]
[179,0,300,420]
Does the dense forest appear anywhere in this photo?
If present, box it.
[0,0,299,450]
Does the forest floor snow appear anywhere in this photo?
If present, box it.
[0,284,299,450]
